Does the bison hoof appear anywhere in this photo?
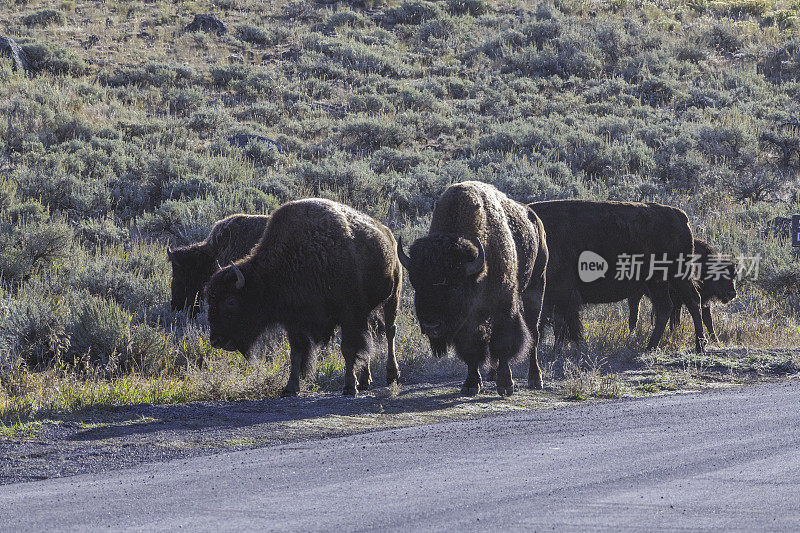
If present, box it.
[281,388,299,397]
[497,384,515,397]
[528,379,544,390]
[342,387,358,396]
[460,385,481,396]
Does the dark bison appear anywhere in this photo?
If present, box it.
[627,238,737,343]
[167,214,270,316]
[529,200,706,353]
[205,199,402,396]
[398,181,548,396]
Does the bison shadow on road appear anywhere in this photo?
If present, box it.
[65,380,551,446]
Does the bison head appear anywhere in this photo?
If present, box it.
[205,261,263,355]
[398,234,485,344]
[167,246,219,316]
[708,260,738,304]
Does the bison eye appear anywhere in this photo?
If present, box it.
[222,296,238,312]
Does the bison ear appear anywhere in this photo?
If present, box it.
[463,238,485,277]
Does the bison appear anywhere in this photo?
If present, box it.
[204,199,402,396]
[627,238,737,343]
[167,214,270,316]
[529,200,706,353]
[398,181,548,396]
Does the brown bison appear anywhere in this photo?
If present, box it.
[167,214,270,316]
[205,199,402,396]
[627,238,737,343]
[398,181,548,396]
[529,200,706,353]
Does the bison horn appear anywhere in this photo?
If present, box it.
[216,260,223,271]
[397,236,412,269]
[464,237,485,277]
[230,261,245,290]
[167,246,174,262]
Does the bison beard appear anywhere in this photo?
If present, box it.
[398,181,547,397]
[530,199,706,353]
[204,199,402,397]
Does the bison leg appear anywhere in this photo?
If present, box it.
[358,360,373,391]
[341,324,373,396]
[669,286,683,331]
[645,284,673,351]
[558,303,586,352]
[522,276,546,390]
[702,306,718,343]
[454,333,488,396]
[283,331,313,397]
[674,280,706,353]
[490,312,531,397]
[383,296,400,386]
[627,294,642,333]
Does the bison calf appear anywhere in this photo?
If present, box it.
[167,214,270,316]
[205,199,402,396]
[628,238,737,343]
[398,181,548,396]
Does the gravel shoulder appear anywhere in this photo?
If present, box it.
[2,346,798,485]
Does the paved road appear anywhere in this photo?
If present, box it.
[2,381,799,531]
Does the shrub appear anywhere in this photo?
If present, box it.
[326,10,368,28]
[75,218,127,249]
[67,295,130,367]
[341,118,409,151]
[507,44,601,79]
[446,0,489,16]
[20,42,87,76]
[22,9,65,27]
[304,35,407,77]
[0,292,71,370]
[0,221,73,283]
[370,147,424,172]
[706,23,742,53]
[236,24,272,46]
[210,64,250,86]
[164,87,205,116]
[76,257,164,315]
[761,41,800,80]
[382,1,442,25]
[102,63,198,88]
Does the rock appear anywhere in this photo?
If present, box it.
[184,14,228,35]
[0,36,30,73]
[228,134,285,154]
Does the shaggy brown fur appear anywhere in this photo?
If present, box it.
[627,239,737,343]
[205,199,402,397]
[399,181,548,396]
[530,200,706,353]
[167,214,270,315]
